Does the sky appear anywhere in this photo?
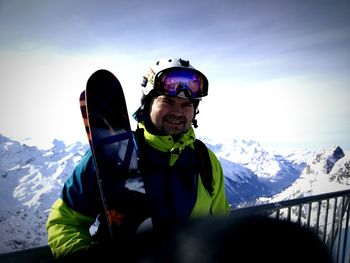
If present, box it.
[0,0,349,150]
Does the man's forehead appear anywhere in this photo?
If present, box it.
[156,95,193,103]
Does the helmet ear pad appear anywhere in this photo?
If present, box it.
[140,89,159,114]
[135,90,159,134]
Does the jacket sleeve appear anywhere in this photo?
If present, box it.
[191,148,231,217]
[46,149,101,258]
[207,148,231,216]
[46,198,96,258]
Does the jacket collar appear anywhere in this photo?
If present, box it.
[138,122,196,152]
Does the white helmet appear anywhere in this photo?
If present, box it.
[140,58,208,99]
[134,58,208,128]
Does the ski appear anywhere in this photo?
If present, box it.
[80,69,147,241]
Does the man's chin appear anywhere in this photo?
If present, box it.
[164,128,187,136]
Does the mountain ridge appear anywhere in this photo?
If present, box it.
[0,134,348,253]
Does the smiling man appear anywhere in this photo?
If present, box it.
[46,58,230,259]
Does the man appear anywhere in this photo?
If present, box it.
[46,58,230,259]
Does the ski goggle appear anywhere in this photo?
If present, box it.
[154,68,208,100]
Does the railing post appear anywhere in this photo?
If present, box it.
[341,196,350,263]
[323,199,330,244]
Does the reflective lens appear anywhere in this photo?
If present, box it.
[155,68,208,99]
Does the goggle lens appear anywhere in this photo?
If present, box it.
[156,69,208,99]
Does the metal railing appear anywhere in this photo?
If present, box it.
[230,189,350,263]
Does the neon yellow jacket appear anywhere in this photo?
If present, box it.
[46,125,230,258]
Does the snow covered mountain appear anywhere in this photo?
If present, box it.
[0,134,88,253]
[266,145,350,203]
[202,137,349,206]
[0,134,349,254]
[203,137,308,207]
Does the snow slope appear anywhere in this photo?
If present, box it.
[0,135,88,253]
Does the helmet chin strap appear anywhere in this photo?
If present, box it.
[192,119,198,128]
[192,108,200,128]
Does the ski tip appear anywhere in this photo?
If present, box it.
[86,69,122,90]
[79,90,86,102]
[90,69,116,79]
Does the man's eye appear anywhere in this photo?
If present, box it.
[162,99,173,104]
[183,103,193,108]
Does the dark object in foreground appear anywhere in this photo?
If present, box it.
[165,215,333,263]
[0,215,332,263]
[53,215,332,263]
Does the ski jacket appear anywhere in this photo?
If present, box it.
[46,124,230,258]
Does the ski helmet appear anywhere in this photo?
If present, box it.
[141,58,208,99]
[134,58,209,128]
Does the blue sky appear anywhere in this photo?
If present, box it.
[0,0,349,150]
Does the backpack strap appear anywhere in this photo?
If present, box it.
[194,139,214,195]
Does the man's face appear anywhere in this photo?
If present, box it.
[149,95,195,135]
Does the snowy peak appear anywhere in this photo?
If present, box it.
[0,135,42,173]
[269,146,349,202]
[0,135,88,210]
[201,137,349,207]
[200,136,307,206]
[202,137,280,179]
[0,135,88,252]
[328,147,350,185]
[304,145,346,178]
[312,145,345,174]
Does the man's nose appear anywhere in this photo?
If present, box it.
[170,104,184,115]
